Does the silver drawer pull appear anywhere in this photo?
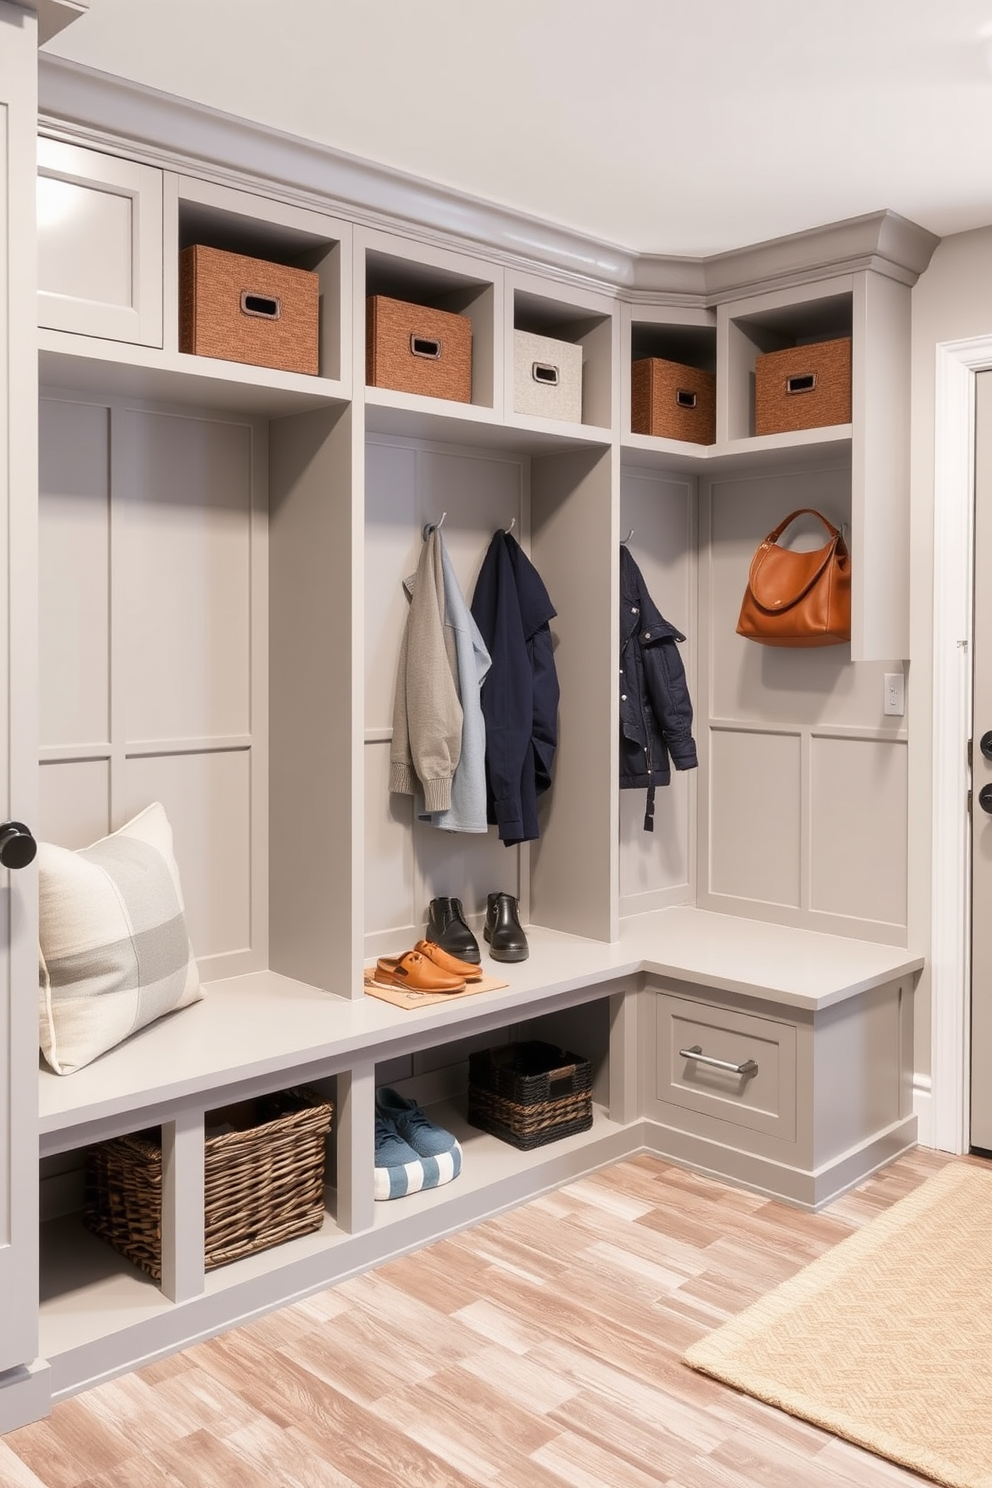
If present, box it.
[532,361,559,386]
[680,1044,758,1077]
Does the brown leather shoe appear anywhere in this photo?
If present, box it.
[374,949,465,993]
[414,939,483,981]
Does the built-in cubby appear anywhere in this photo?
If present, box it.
[174,174,349,385]
[722,282,853,444]
[507,270,616,433]
[362,229,499,417]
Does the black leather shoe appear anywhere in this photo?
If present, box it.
[484,892,529,962]
[425,896,480,964]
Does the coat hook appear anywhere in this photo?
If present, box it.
[621,528,634,545]
[422,511,447,540]
[504,516,516,535]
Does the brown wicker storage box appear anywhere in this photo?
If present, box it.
[631,357,716,444]
[84,1087,333,1280]
[366,295,472,402]
[179,245,320,376]
[754,335,852,435]
[467,1040,593,1151]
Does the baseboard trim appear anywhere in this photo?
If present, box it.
[913,1072,934,1149]
[642,1115,919,1211]
[0,1359,51,1435]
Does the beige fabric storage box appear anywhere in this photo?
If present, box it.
[631,358,715,444]
[366,295,472,402]
[514,330,583,423]
[179,245,319,376]
[754,335,852,435]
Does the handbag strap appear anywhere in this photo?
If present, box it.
[765,508,846,551]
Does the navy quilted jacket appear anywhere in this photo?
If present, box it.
[619,544,697,829]
[471,531,559,846]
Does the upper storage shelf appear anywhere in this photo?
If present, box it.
[620,266,914,660]
[38,147,353,415]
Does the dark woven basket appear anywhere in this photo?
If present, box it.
[467,1040,593,1151]
[84,1086,333,1280]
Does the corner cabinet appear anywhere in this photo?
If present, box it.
[0,50,937,1433]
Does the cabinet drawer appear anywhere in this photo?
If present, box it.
[654,992,797,1142]
[38,138,163,346]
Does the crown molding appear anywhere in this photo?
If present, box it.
[37,54,941,300]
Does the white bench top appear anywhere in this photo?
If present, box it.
[38,906,922,1142]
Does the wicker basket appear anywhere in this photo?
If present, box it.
[179,245,320,376]
[366,295,472,402]
[754,335,852,435]
[631,357,716,444]
[84,1087,333,1279]
[467,1040,593,1151]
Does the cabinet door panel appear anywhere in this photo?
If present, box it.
[0,2,40,1378]
[37,137,163,346]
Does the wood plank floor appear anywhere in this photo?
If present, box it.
[1,1147,963,1488]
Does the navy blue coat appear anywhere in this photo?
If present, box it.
[619,544,697,829]
[471,532,559,846]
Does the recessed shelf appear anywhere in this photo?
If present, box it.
[621,423,852,474]
[39,332,348,416]
[365,384,611,452]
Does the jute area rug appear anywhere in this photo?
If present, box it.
[683,1162,992,1488]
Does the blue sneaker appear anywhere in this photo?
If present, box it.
[374,1111,423,1202]
[376,1087,460,1158]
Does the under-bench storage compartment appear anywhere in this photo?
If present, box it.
[84,1086,333,1279]
[653,991,797,1143]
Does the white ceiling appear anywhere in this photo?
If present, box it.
[41,0,992,257]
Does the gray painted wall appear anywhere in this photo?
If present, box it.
[909,227,992,1079]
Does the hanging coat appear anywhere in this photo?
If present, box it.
[619,543,698,831]
[389,527,462,814]
[417,540,492,832]
[471,531,559,846]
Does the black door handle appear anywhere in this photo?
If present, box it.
[981,732,992,761]
[979,786,992,816]
[0,821,37,869]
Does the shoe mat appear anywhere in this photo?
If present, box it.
[363,967,508,1009]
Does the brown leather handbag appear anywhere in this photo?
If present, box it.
[736,508,851,647]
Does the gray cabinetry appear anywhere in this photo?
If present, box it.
[0,56,935,1436]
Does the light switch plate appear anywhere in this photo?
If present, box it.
[883,672,905,716]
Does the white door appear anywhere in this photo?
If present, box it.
[0,2,40,1375]
[972,372,992,1152]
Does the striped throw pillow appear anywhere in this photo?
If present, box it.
[39,802,203,1075]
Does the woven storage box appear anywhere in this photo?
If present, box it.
[514,329,583,423]
[83,1087,333,1279]
[754,335,852,435]
[631,357,715,444]
[467,1040,593,1150]
[366,295,472,402]
[179,245,319,376]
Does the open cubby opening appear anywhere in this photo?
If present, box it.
[513,290,612,428]
[727,292,854,441]
[630,321,718,375]
[177,197,344,381]
[365,249,496,408]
